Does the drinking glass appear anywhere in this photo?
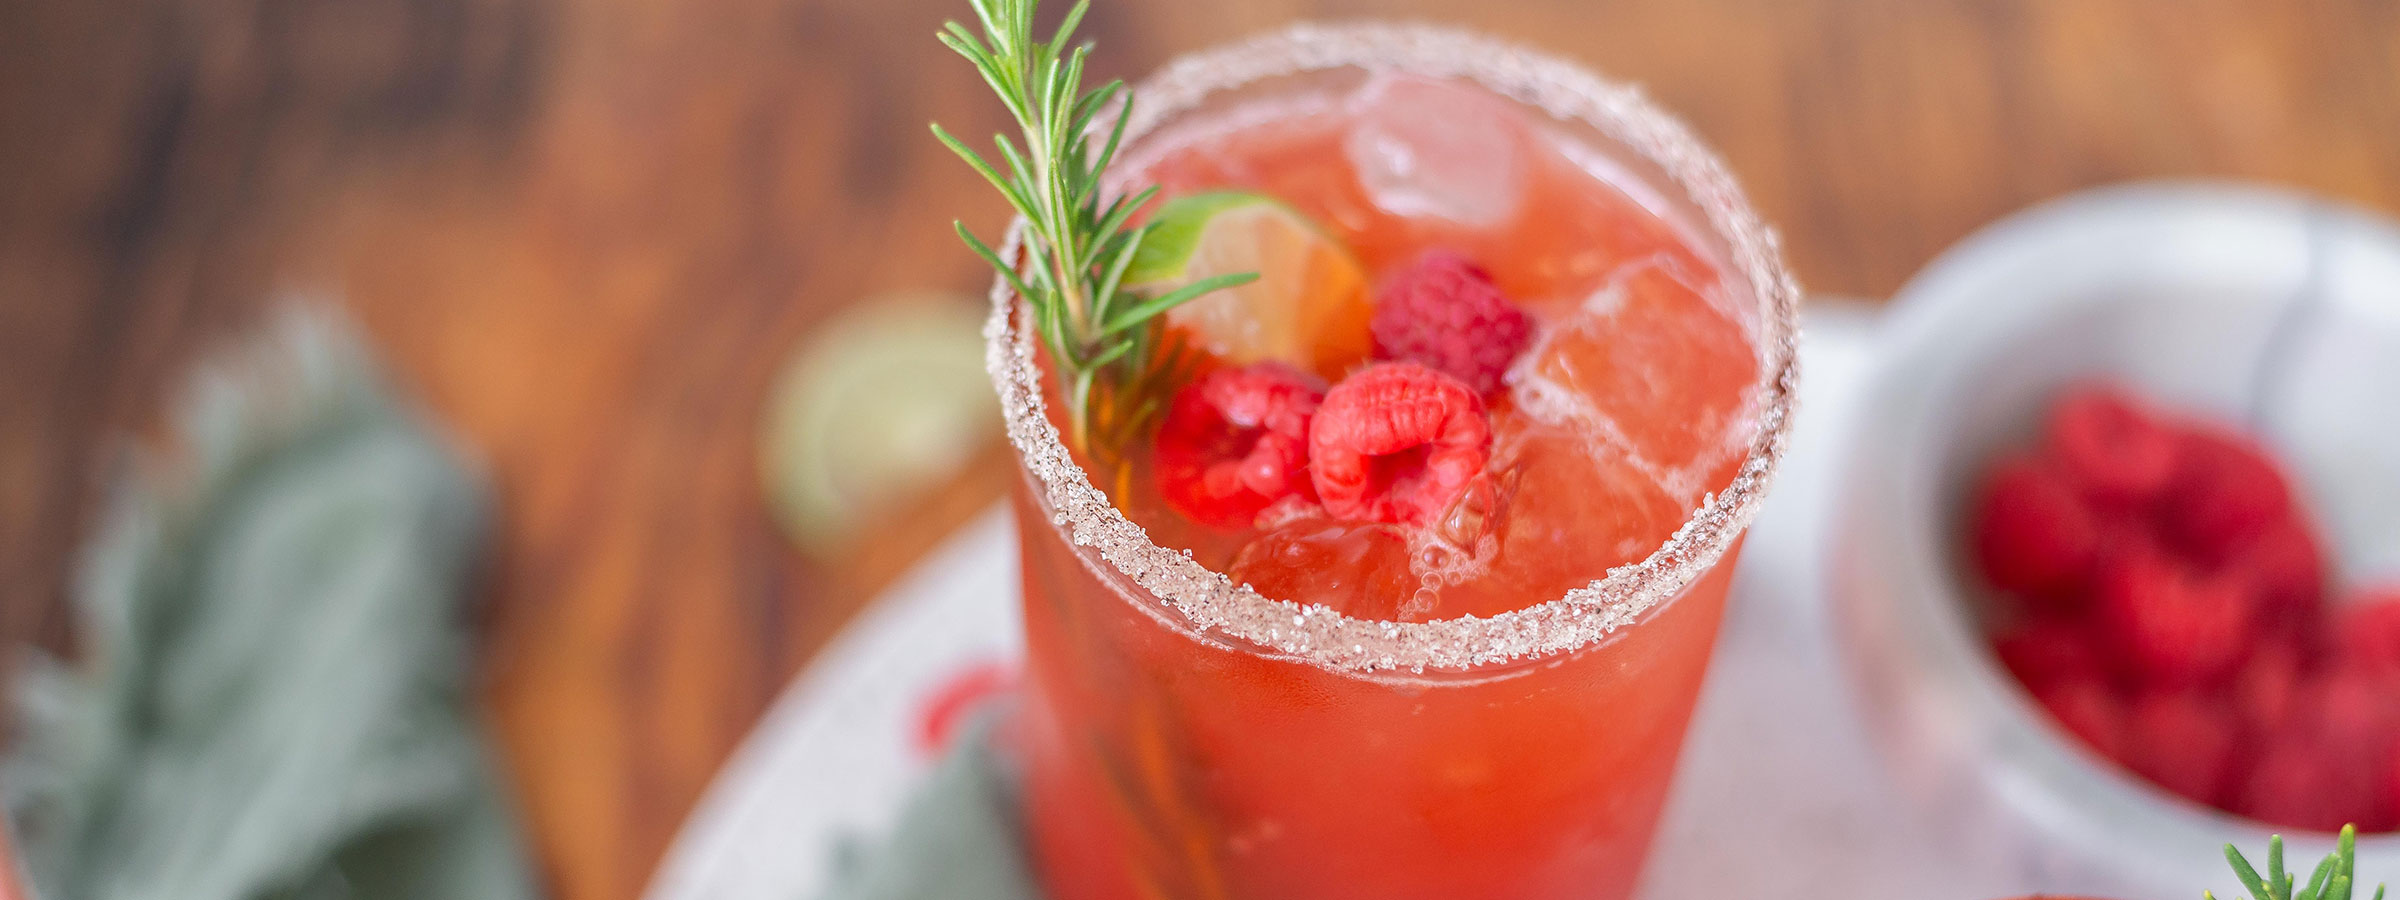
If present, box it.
[985,23,1800,900]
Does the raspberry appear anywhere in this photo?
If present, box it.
[1993,617,2102,691]
[2094,541,2255,686]
[2226,517,2326,628]
[1309,363,1492,527]
[1154,363,1326,528]
[2034,674,2129,761]
[2232,639,2305,735]
[2289,664,2400,831]
[2239,740,2380,833]
[2163,428,2291,564]
[2297,663,2400,758]
[1369,250,1533,395]
[2385,743,2400,830]
[1971,456,2102,603]
[2339,590,2400,677]
[2045,384,2178,506]
[2122,689,2241,805]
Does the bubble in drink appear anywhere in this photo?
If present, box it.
[1343,73,1529,228]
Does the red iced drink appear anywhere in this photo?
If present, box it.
[986,24,1798,900]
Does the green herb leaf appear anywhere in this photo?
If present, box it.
[932,0,1256,456]
[1122,191,1277,286]
[2219,827,2383,900]
[1104,272,1258,336]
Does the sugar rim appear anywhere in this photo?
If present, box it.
[983,21,1801,673]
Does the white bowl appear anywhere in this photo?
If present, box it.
[1830,181,2400,897]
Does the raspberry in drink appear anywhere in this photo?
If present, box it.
[985,25,1798,900]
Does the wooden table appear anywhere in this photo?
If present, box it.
[3,1,2395,897]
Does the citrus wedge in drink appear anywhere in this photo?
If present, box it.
[1128,191,1373,379]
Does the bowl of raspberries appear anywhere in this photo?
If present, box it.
[1973,383,2400,830]
[1833,182,2400,897]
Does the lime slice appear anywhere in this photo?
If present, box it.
[760,293,997,555]
[1128,191,1372,379]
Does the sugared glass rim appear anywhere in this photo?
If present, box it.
[984,21,1801,673]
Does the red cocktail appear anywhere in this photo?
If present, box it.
[984,24,1798,900]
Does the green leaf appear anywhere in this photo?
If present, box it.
[1049,0,1090,48]
[991,134,1036,203]
[1090,227,1146,321]
[1070,80,1124,139]
[1087,337,1136,369]
[930,125,1032,216]
[1103,271,1257,335]
[1089,89,1138,189]
[1008,0,1033,51]
[953,222,1035,300]
[2230,842,2274,900]
[1120,191,1277,286]
[1055,49,1089,144]
[2224,828,2385,900]
[935,23,987,64]
[1089,186,1158,264]
[2306,850,2337,900]
[928,0,1262,455]
[2338,826,2361,900]
[966,0,1008,54]
[2274,836,2294,900]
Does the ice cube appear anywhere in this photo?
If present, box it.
[1342,73,1529,228]
[1230,518,1426,620]
[1496,422,1689,585]
[1517,257,1756,481]
[1400,418,1691,619]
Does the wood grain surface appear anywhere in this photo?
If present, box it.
[3,1,2396,898]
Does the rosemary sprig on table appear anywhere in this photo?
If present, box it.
[932,0,1254,458]
[2211,825,2386,900]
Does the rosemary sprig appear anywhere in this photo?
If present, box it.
[932,0,1254,458]
[2210,825,2386,900]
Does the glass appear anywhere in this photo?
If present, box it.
[987,23,1800,900]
